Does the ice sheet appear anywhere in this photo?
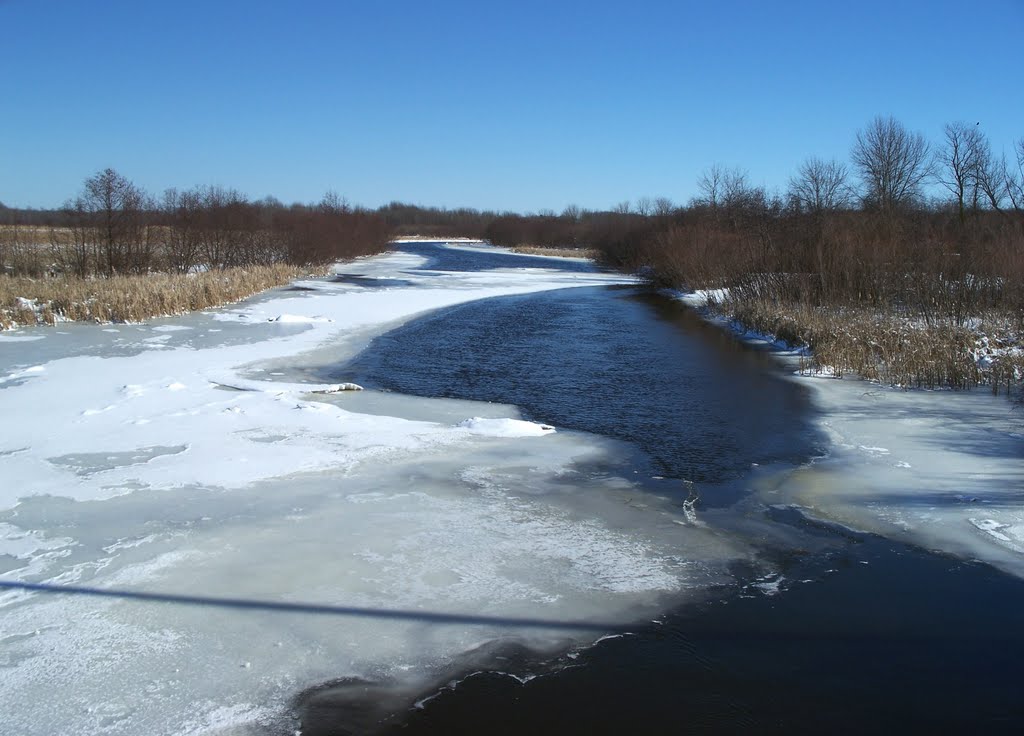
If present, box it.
[758,364,1024,578]
[671,287,1024,579]
[0,246,752,735]
[0,250,630,510]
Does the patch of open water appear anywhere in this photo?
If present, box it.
[301,243,1024,734]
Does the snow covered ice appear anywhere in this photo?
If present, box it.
[759,376,1024,578]
[0,247,751,735]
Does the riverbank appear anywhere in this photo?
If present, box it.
[676,286,1024,579]
[729,293,1023,395]
[509,245,599,259]
[0,264,331,329]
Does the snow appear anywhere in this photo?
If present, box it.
[0,245,747,735]
[456,417,555,437]
[0,250,629,510]
[761,377,1024,578]
[267,313,333,324]
[390,237,484,244]
[677,287,730,308]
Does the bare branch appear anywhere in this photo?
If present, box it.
[851,116,931,212]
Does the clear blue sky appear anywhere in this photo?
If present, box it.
[1,0,1021,212]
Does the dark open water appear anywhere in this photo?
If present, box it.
[302,244,1024,734]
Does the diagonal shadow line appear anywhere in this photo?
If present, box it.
[0,580,625,632]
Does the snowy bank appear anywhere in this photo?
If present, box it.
[0,246,741,735]
[672,288,1024,579]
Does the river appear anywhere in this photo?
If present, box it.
[304,243,1024,734]
[1,242,1022,734]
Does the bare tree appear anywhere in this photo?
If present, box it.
[851,116,932,212]
[197,186,249,268]
[653,197,675,217]
[976,136,1024,212]
[162,188,204,273]
[1005,138,1024,211]
[788,156,852,213]
[695,166,721,208]
[79,168,149,275]
[318,190,350,214]
[935,122,986,222]
[696,165,749,210]
[977,139,1005,210]
[54,197,95,277]
[721,169,752,209]
[0,207,13,274]
[561,204,582,221]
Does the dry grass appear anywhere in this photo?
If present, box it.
[0,264,326,329]
[510,245,598,259]
[0,225,65,246]
[728,295,1024,394]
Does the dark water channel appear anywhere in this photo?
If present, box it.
[338,286,821,499]
[303,244,1024,734]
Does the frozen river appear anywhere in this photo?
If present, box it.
[1,242,1023,734]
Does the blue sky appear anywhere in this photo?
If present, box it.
[2,0,1021,212]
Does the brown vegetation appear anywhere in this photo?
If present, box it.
[1,169,393,328]
[0,264,323,329]
[371,117,1024,395]
[509,245,599,259]
[586,118,1024,394]
[1,170,392,280]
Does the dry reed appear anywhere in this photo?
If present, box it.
[729,295,1023,394]
[0,264,325,329]
[509,245,599,259]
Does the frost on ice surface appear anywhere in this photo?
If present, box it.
[970,518,1024,553]
[309,382,363,393]
[457,416,556,437]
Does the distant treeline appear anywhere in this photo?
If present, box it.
[1,169,392,277]
[3,115,1023,328]
[597,117,1024,330]
[389,116,1024,328]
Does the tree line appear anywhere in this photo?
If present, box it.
[1,170,392,277]
[4,114,1022,327]
[483,116,1024,328]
